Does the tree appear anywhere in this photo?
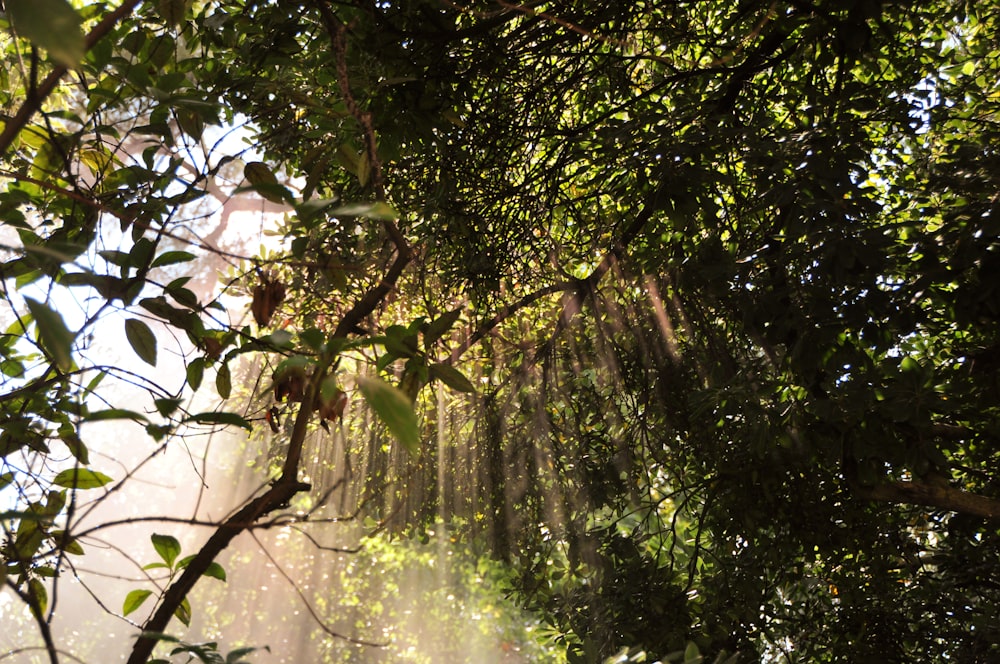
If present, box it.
[2,1,1000,663]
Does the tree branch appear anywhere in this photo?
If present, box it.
[126,478,310,664]
[0,0,144,157]
[853,480,1000,522]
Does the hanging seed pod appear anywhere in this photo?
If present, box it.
[251,275,286,327]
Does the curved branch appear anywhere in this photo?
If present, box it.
[125,478,310,664]
[853,480,1000,522]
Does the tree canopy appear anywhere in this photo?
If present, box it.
[2,0,1000,662]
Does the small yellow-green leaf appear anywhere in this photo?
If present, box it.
[125,318,157,366]
[151,533,181,567]
[355,375,420,454]
[123,589,153,616]
[6,0,85,67]
[174,597,192,626]
[25,297,75,372]
[203,562,226,582]
[51,468,113,490]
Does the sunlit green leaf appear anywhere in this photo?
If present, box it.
[51,468,113,490]
[151,533,181,567]
[203,562,227,582]
[174,597,192,626]
[355,375,420,454]
[329,202,399,220]
[177,554,228,582]
[123,589,153,617]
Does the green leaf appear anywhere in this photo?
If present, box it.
[429,363,476,393]
[203,562,227,582]
[154,398,182,417]
[187,357,205,391]
[0,472,14,491]
[216,363,232,399]
[174,597,192,626]
[151,251,197,268]
[25,297,75,372]
[51,468,113,490]
[84,408,150,423]
[123,589,153,617]
[151,533,181,567]
[6,0,85,67]
[157,0,191,27]
[243,162,291,204]
[125,318,158,366]
[243,161,278,187]
[329,201,399,220]
[295,198,339,222]
[355,375,420,454]
[59,429,89,464]
[50,530,85,555]
[226,646,267,664]
[177,555,228,582]
[140,296,202,334]
[298,327,326,352]
[183,411,252,431]
[423,309,461,348]
[28,578,47,617]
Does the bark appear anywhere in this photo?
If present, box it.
[853,480,1000,521]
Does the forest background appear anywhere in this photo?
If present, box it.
[1,0,1000,662]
